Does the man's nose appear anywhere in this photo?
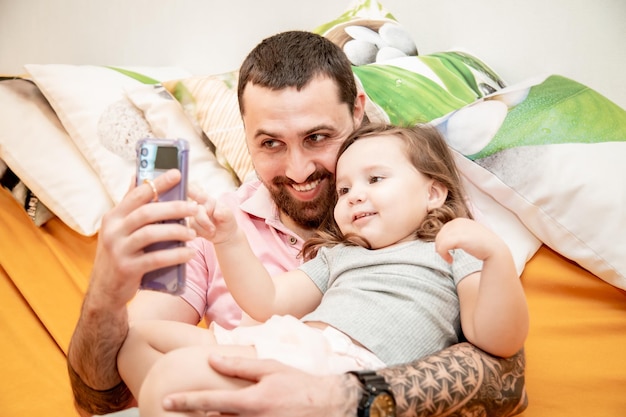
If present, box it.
[285,148,316,183]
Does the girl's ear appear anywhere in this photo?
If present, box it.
[427,180,448,211]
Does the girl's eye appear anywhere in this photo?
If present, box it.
[369,176,383,184]
[337,187,349,196]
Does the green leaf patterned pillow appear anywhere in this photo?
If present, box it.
[354,51,506,125]
[433,74,626,289]
[314,0,506,126]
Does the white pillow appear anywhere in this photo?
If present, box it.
[435,74,626,290]
[162,73,251,185]
[125,83,238,198]
[0,79,112,235]
[458,165,542,276]
[24,64,192,203]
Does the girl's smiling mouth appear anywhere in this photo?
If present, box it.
[353,212,376,222]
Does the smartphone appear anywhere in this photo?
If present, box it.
[136,138,189,294]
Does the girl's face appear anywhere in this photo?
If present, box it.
[333,135,446,249]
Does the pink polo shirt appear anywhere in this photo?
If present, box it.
[181,180,305,329]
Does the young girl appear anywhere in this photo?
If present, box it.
[117,123,528,416]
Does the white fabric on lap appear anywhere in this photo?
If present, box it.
[211,315,384,375]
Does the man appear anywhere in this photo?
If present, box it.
[68,31,526,417]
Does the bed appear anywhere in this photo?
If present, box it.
[1,1,625,416]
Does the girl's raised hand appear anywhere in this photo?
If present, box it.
[435,218,505,263]
[188,185,238,244]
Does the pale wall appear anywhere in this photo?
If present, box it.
[1,0,624,108]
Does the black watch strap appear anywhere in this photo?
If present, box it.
[349,370,396,417]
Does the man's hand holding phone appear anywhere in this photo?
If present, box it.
[135,138,190,294]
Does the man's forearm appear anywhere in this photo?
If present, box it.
[68,362,133,416]
[67,293,134,415]
[377,343,527,417]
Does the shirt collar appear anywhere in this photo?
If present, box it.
[239,180,292,235]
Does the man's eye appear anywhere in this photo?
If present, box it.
[307,134,326,144]
[261,139,279,149]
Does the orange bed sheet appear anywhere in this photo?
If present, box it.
[1,187,625,417]
[0,188,96,416]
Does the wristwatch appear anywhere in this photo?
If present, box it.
[348,370,396,417]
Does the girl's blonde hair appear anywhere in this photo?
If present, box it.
[302,123,472,260]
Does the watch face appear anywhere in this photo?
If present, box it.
[370,392,396,417]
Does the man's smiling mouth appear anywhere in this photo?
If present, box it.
[292,179,321,192]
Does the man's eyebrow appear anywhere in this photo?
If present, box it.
[253,128,277,140]
[302,124,335,136]
[253,124,335,140]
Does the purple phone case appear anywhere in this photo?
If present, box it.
[135,138,189,294]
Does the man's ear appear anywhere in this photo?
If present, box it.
[353,90,367,126]
[427,180,448,210]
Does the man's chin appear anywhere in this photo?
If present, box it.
[284,202,327,229]
[265,176,334,229]
[272,193,328,229]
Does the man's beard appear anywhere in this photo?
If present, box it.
[266,170,335,230]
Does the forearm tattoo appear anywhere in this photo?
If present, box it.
[377,343,527,417]
[340,373,366,417]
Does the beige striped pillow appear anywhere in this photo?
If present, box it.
[163,72,253,185]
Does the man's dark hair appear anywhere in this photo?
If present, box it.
[237,30,357,116]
